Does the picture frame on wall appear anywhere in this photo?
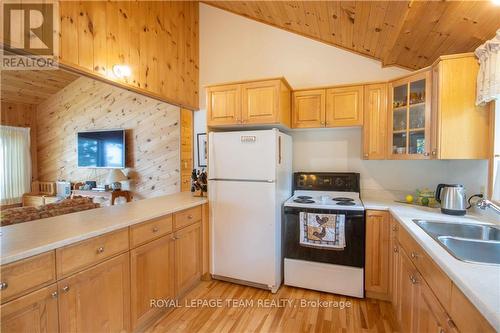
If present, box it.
[197,133,207,167]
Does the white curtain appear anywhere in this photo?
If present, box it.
[0,126,32,205]
[475,29,500,105]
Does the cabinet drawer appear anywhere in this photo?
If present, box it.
[56,228,129,278]
[174,206,202,230]
[398,224,452,311]
[0,251,56,304]
[130,215,173,248]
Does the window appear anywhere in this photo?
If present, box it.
[0,126,32,205]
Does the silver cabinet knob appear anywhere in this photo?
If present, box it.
[187,215,193,220]
[320,121,325,125]
[431,150,437,156]
[0,282,8,290]
[424,152,430,156]
[62,285,70,293]
[410,275,418,284]
[51,291,58,298]
[393,246,398,253]
[392,225,398,231]
[152,226,159,233]
[410,252,418,259]
[96,246,105,254]
[172,235,179,241]
[363,153,369,158]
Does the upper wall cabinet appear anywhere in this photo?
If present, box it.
[206,78,291,128]
[325,86,364,127]
[292,85,364,129]
[388,71,432,160]
[292,90,325,128]
[59,1,199,110]
[431,55,490,159]
[363,83,388,160]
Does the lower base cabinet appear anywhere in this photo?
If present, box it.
[397,247,457,333]
[57,253,131,333]
[0,284,59,333]
[130,235,175,330]
[175,222,202,296]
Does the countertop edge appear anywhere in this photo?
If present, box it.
[1,196,208,266]
[364,202,500,330]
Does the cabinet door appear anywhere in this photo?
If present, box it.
[207,84,241,126]
[58,253,130,333]
[363,84,388,159]
[415,279,458,333]
[325,86,363,127]
[388,71,432,159]
[241,80,280,124]
[397,248,419,333]
[365,210,390,299]
[1,284,59,333]
[130,236,175,330]
[292,90,325,128]
[175,222,202,296]
[389,217,399,312]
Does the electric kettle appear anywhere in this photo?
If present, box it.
[435,184,466,216]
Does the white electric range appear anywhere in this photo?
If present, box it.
[283,172,366,298]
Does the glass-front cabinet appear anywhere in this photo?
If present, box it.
[389,71,432,159]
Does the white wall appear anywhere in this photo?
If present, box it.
[197,3,488,196]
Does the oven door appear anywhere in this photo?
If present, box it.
[284,207,365,268]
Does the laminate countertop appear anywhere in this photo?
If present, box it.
[0,192,208,266]
[363,198,500,331]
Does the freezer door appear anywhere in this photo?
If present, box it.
[209,180,280,288]
[208,130,277,181]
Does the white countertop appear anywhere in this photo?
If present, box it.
[362,198,500,331]
[0,192,208,265]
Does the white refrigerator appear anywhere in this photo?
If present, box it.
[208,129,292,293]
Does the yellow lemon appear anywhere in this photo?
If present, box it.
[405,194,414,203]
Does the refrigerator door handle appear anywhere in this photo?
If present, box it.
[278,136,282,165]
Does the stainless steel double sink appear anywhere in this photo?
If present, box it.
[413,219,500,265]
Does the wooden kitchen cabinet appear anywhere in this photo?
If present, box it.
[292,89,325,128]
[1,284,59,333]
[206,78,291,128]
[431,54,490,159]
[206,84,241,126]
[363,83,388,159]
[365,210,390,300]
[325,85,363,127]
[174,222,202,296]
[388,70,432,159]
[130,235,175,330]
[389,216,399,312]
[396,247,419,333]
[57,253,131,333]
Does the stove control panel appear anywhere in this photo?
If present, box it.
[294,172,360,192]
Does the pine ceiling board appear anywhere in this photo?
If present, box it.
[1,70,79,104]
[204,1,500,69]
[388,1,448,69]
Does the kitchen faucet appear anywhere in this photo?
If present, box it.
[476,199,500,215]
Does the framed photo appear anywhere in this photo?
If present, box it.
[197,133,207,167]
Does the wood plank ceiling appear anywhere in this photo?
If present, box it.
[1,70,79,105]
[204,1,500,70]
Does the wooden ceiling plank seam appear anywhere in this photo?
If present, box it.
[365,1,388,58]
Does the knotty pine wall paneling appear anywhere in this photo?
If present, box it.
[36,77,181,200]
[0,102,38,180]
[59,1,199,110]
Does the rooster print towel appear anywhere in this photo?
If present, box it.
[299,212,346,249]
